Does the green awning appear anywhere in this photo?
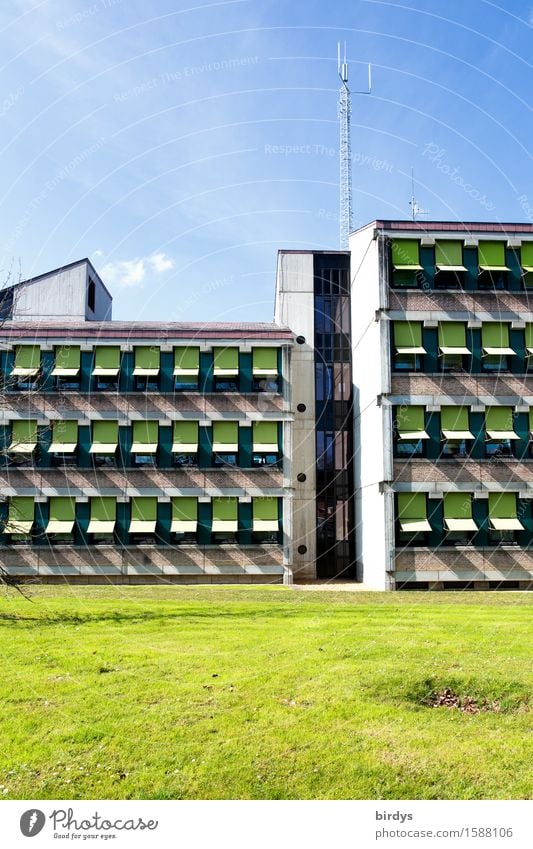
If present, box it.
[525,324,533,355]
[521,241,533,273]
[212,496,238,532]
[435,240,466,271]
[49,420,78,453]
[172,421,199,453]
[9,419,38,453]
[391,239,422,270]
[397,492,431,532]
[93,346,121,376]
[478,241,509,271]
[13,345,40,377]
[131,420,158,454]
[212,421,239,451]
[88,497,116,533]
[90,420,119,453]
[393,321,425,354]
[130,496,158,532]
[252,497,279,531]
[481,322,515,356]
[252,421,279,452]
[252,347,278,376]
[51,345,80,376]
[443,493,477,531]
[133,346,160,376]
[213,347,239,376]
[440,406,474,440]
[438,322,470,355]
[488,492,523,530]
[485,406,519,440]
[46,496,76,534]
[5,496,34,535]
[171,497,198,532]
[397,406,428,440]
[174,347,200,376]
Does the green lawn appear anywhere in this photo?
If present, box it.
[0,585,531,800]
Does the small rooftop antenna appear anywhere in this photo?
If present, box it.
[409,168,429,221]
[337,42,372,250]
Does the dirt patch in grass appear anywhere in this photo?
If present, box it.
[407,678,530,715]
[424,688,501,714]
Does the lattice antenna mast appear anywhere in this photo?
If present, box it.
[338,43,372,250]
[409,168,429,220]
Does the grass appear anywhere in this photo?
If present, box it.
[0,585,531,800]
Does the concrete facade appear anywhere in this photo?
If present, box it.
[8,260,112,322]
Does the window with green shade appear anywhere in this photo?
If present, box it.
[213,347,239,375]
[212,496,238,531]
[391,239,422,270]
[252,497,279,531]
[212,421,239,450]
[131,420,158,453]
[435,240,465,269]
[438,323,470,354]
[525,325,533,354]
[133,346,160,375]
[485,406,518,439]
[49,420,78,453]
[172,421,199,452]
[252,421,279,451]
[52,345,80,375]
[397,493,431,532]
[88,497,116,533]
[13,345,40,376]
[443,493,477,531]
[5,496,34,534]
[130,497,158,532]
[440,407,473,439]
[478,241,508,270]
[521,242,533,272]
[481,323,514,355]
[488,492,523,530]
[90,420,119,452]
[10,419,38,452]
[252,348,278,375]
[393,321,425,353]
[171,497,198,532]
[93,346,121,375]
[46,496,76,533]
[396,406,428,440]
[174,347,200,375]
[529,409,533,436]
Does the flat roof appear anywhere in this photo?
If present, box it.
[0,320,294,342]
[353,219,533,236]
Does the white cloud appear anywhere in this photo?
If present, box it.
[148,252,175,273]
[99,253,174,288]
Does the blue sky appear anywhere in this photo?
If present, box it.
[1,0,532,321]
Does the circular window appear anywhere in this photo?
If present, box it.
[297,473,307,483]
[296,403,306,413]
[297,545,308,555]
[296,335,306,345]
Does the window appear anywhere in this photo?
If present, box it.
[396,493,430,546]
[174,346,200,391]
[252,347,279,392]
[521,243,533,288]
[440,406,473,457]
[87,496,116,544]
[9,419,38,464]
[211,496,238,543]
[90,420,119,467]
[485,407,518,458]
[213,348,239,391]
[252,421,280,466]
[443,493,477,545]
[92,346,120,390]
[46,497,76,543]
[12,345,40,390]
[133,346,160,391]
[87,277,96,312]
[438,323,470,372]
[212,421,239,466]
[171,421,199,467]
[391,239,423,287]
[51,345,81,390]
[392,321,425,371]
[171,497,198,543]
[129,496,158,543]
[394,406,428,457]
[252,496,279,543]
[49,420,78,466]
[481,323,514,372]
[434,240,466,289]
[131,421,158,467]
[4,496,34,542]
[488,492,522,545]
[478,241,509,289]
